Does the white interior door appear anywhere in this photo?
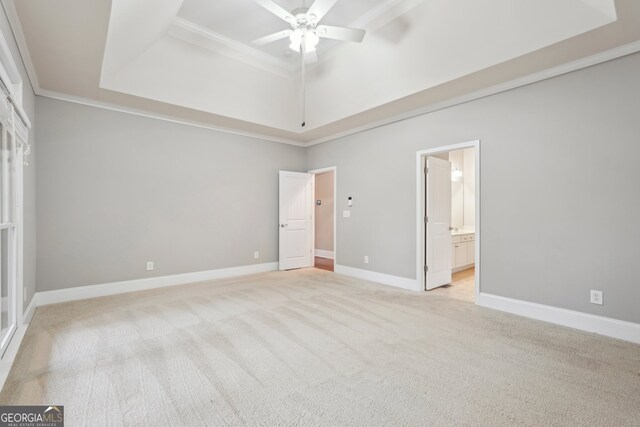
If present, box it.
[426,156,452,290]
[279,171,313,271]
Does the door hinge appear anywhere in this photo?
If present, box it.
[424,216,429,223]
[424,166,428,174]
[424,265,429,273]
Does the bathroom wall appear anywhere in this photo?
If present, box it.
[450,148,474,230]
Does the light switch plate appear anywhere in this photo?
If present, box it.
[254,251,260,259]
[343,210,351,218]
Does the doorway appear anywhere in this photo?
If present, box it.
[310,167,336,272]
[278,167,337,272]
[416,141,480,302]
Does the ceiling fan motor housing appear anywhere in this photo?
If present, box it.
[290,8,317,27]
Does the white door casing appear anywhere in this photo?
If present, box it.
[426,156,452,290]
[279,171,313,271]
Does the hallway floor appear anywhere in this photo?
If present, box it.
[314,256,334,272]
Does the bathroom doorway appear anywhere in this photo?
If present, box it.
[417,141,480,302]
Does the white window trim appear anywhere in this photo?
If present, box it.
[0,23,29,362]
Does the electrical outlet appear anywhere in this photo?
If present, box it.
[146,261,154,271]
[254,251,260,260]
[590,290,603,305]
[364,256,369,264]
[343,210,351,218]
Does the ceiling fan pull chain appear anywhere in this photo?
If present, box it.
[301,49,306,127]
[249,0,366,128]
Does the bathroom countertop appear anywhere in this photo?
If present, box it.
[451,229,475,236]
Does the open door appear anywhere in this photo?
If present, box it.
[279,171,313,271]
[425,156,452,290]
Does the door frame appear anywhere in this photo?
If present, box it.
[308,166,337,266]
[416,140,480,300]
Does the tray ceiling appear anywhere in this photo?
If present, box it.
[7,0,640,144]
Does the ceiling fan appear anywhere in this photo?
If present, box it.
[251,0,366,64]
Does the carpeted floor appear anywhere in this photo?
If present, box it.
[1,269,639,426]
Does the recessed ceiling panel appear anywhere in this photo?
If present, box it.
[177,0,391,63]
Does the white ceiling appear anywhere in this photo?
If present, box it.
[6,0,640,144]
[176,0,388,64]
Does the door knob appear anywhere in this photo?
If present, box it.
[280,224,288,228]
[449,226,454,231]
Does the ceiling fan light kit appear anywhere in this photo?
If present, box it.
[288,26,320,53]
[252,0,366,127]
[252,1,366,60]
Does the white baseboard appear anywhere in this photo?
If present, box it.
[37,262,279,306]
[314,249,334,259]
[1,262,278,393]
[23,296,36,325]
[335,264,418,292]
[477,292,640,344]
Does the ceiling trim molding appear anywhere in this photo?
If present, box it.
[169,17,296,77]
[305,39,640,146]
[173,0,423,76]
[37,88,306,147]
[1,0,41,94]
[5,0,640,149]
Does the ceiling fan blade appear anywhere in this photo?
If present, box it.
[306,0,339,23]
[316,25,366,43]
[254,0,295,23]
[251,30,293,46]
[304,50,318,64]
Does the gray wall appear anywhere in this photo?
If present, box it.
[307,52,640,324]
[33,52,640,324]
[0,7,37,311]
[36,97,306,291]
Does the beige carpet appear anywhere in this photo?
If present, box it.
[1,269,639,426]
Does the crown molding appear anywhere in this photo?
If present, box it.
[169,17,296,78]
[37,89,307,147]
[4,0,640,149]
[305,39,640,146]
[1,1,306,145]
[19,40,640,149]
